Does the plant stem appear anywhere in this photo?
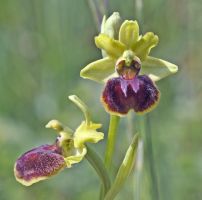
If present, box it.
[99,115,120,200]
[133,139,144,200]
[98,0,107,16]
[85,145,111,196]
[137,115,159,200]
[87,0,101,31]
[104,115,120,170]
[145,114,159,200]
[134,0,143,24]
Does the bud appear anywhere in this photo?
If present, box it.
[101,12,122,57]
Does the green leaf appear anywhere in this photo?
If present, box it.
[80,57,116,83]
[104,134,139,200]
[132,32,159,61]
[141,56,178,81]
[119,20,139,49]
[85,145,111,197]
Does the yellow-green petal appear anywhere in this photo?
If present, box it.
[132,32,159,61]
[64,147,87,167]
[141,56,178,82]
[74,121,104,149]
[119,20,139,49]
[80,57,116,83]
[95,34,125,58]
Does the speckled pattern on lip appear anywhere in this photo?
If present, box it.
[102,75,160,115]
[14,144,66,185]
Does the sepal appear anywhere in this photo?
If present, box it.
[141,56,178,81]
[80,57,116,83]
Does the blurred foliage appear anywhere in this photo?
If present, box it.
[0,0,202,200]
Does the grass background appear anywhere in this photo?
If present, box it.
[0,0,202,199]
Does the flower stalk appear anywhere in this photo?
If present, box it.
[145,114,159,200]
[85,145,111,197]
[136,114,159,200]
[104,115,120,170]
[99,115,120,200]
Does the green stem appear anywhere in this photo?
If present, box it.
[99,115,120,200]
[87,0,100,31]
[104,115,120,170]
[85,145,111,196]
[134,0,143,24]
[133,139,144,200]
[137,115,159,200]
[145,114,159,200]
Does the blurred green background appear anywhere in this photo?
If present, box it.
[0,0,201,199]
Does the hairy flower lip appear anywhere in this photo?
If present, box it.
[14,144,66,186]
[101,75,160,116]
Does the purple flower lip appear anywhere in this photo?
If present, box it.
[14,144,66,186]
[101,75,160,115]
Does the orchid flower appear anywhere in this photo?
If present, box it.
[14,95,104,186]
[80,12,178,116]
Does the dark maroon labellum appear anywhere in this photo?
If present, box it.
[14,144,66,185]
[102,75,160,115]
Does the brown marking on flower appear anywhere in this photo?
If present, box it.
[116,59,141,80]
